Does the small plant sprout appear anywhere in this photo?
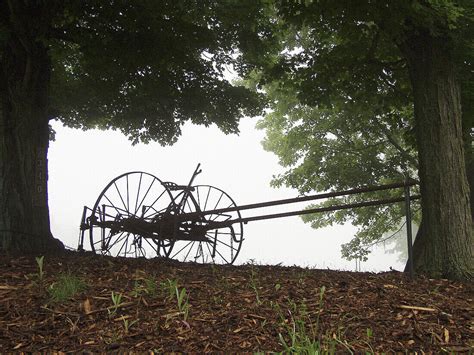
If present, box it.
[123,318,138,334]
[132,276,158,298]
[35,256,45,281]
[249,268,262,305]
[275,283,282,291]
[109,291,124,316]
[160,279,178,300]
[176,287,190,321]
[366,327,373,340]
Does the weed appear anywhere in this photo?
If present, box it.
[249,267,262,305]
[132,276,158,298]
[160,279,178,300]
[122,318,138,334]
[275,283,282,291]
[35,256,45,281]
[277,286,328,353]
[176,286,190,321]
[48,272,86,302]
[160,279,190,321]
[108,291,124,316]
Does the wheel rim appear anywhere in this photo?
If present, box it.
[168,185,244,264]
[87,172,175,257]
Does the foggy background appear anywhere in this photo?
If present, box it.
[48,118,408,272]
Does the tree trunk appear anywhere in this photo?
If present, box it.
[400,31,473,281]
[0,2,63,254]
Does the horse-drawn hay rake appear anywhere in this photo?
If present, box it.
[78,164,419,266]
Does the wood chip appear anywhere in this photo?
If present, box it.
[397,305,437,312]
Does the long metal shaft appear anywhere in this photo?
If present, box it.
[178,180,418,221]
[208,195,421,228]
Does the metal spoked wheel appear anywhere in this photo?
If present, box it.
[87,172,175,258]
[167,185,244,264]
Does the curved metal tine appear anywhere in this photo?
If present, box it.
[113,182,128,213]
[229,225,242,243]
[134,177,157,216]
[205,241,218,263]
[196,242,206,263]
[210,242,231,264]
[185,241,198,262]
[141,236,159,255]
[212,234,240,253]
[141,189,167,218]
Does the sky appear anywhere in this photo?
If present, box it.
[47,118,408,272]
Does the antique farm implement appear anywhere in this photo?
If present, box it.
[78,164,419,265]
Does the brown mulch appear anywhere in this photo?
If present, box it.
[0,251,472,352]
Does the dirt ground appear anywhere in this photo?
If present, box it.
[0,251,472,352]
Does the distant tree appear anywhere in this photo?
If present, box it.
[255,78,420,262]
[240,1,473,280]
[0,1,265,253]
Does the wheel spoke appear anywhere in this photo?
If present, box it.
[114,182,128,213]
[126,174,130,212]
[134,178,156,215]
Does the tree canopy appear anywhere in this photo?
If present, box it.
[45,1,268,144]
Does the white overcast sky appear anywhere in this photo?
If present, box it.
[47,118,407,272]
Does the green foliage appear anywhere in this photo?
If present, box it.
[3,1,267,145]
[48,272,86,302]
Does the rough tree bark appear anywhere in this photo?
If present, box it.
[400,30,473,281]
[0,1,63,253]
